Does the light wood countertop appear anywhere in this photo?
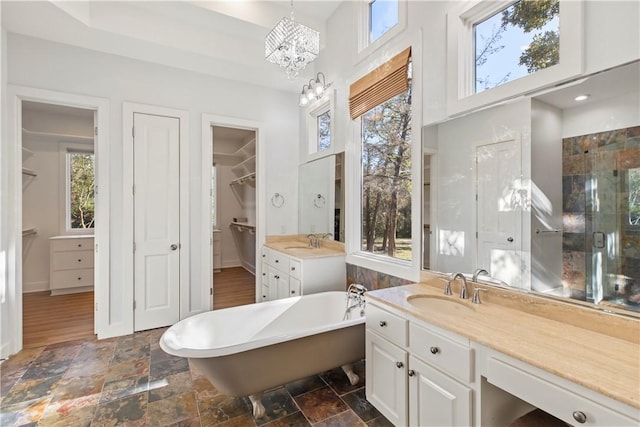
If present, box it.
[366,279,640,410]
[265,235,345,259]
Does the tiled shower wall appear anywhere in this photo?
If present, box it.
[346,264,413,291]
[562,126,640,300]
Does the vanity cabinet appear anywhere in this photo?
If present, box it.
[49,235,94,295]
[366,302,473,427]
[260,246,345,302]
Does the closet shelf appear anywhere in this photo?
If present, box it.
[22,227,38,237]
[230,172,256,186]
[22,128,93,143]
[22,167,37,177]
[231,155,256,176]
[230,222,256,234]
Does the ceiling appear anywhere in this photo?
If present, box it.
[1,1,342,92]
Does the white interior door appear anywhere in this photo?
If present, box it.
[476,137,523,288]
[134,112,180,331]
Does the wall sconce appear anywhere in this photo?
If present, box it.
[299,72,328,107]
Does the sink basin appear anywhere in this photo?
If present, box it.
[406,295,475,313]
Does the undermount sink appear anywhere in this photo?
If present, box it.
[406,294,475,313]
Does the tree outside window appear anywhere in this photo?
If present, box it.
[475,0,559,93]
[361,85,412,260]
[68,151,95,229]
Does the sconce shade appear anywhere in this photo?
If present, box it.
[265,16,319,78]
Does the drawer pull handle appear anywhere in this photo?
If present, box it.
[379,321,387,327]
[78,259,82,262]
[275,260,279,263]
[430,346,440,354]
[572,411,587,424]
[77,277,82,280]
[291,290,295,294]
[77,244,82,247]
[275,275,280,279]
[291,267,295,271]
[408,370,415,377]
[396,362,403,369]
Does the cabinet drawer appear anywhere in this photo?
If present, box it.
[51,268,93,289]
[410,322,472,383]
[289,259,301,280]
[51,238,94,252]
[487,357,637,427]
[269,251,290,272]
[367,303,407,347]
[52,251,94,270]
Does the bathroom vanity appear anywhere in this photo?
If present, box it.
[49,235,94,295]
[261,236,346,301]
[365,276,640,426]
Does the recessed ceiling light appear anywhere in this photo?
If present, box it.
[574,94,590,101]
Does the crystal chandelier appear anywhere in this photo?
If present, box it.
[265,1,319,78]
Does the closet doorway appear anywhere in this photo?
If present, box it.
[21,101,97,348]
[211,125,257,309]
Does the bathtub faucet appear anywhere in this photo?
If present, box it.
[344,284,367,320]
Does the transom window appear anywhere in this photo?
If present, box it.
[369,0,399,43]
[474,0,560,93]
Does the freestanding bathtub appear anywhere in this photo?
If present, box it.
[159,291,365,418]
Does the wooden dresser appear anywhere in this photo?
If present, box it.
[49,235,94,295]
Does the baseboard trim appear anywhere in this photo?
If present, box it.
[22,281,49,293]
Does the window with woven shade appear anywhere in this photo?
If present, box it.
[352,47,413,261]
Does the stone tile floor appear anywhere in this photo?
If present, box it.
[0,328,392,426]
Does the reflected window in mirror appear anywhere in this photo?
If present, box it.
[304,90,335,161]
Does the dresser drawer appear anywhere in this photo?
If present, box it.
[51,237,94,252]
[366,303,408,346]
[51,268,94,289]
[410,322,472,382]
[487,357,638,426]
[52,250,94,270]
[289,258,301,280]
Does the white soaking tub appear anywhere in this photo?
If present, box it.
[160,291,365,417]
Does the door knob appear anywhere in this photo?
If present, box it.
[507,237,514,242]
[170,244,178,251]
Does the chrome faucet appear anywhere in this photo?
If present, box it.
[306,234,319,248]
[472,268,489,282]
[448,272,469,299]
[344,284,367,320]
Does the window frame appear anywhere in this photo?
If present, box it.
[59,142,96,235]
[302,89,335,163]
[446,0,584,116]
[357,0,408,63]
[346,33,422,282]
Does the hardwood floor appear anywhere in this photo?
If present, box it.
[22,290,95,349]
[21,267,254,348]
[213,266,256,309]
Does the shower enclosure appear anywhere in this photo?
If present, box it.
[562,126,640,310]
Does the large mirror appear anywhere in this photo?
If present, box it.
[298,153,345,241]
[423,60,640,313]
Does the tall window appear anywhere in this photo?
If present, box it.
[361,88,412,259]
[317,110,331,152]
[66,149,95,230]
[350,47,412,261]
[474,0,559,93]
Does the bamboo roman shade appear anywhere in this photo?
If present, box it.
[349,47,412,120]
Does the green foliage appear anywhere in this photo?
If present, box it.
[502,0,560,73]
[69,153,95,229]
[501,0,559,32]
[519,30,559,73]
[629,168,640,226]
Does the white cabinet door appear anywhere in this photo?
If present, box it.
[133,112,181,331]
[366,331,408,427]
[409,356,472,427]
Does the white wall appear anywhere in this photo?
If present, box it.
[7,34,299,337]
[562,92,640,139]
[1,11,11,358]
[21,108,94,292]
[530,100,563,293]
